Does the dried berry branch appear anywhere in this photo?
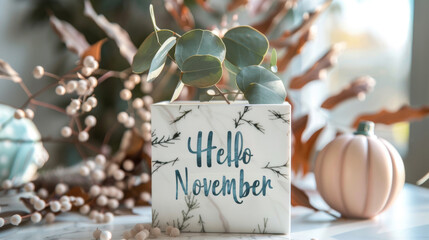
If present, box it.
[352,105,429,128]
[289,43,343,89]
[234,106,265,133]
[151,131,181,147]
[152,158,179,174]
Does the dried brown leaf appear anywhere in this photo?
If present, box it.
[352,105,429,128]
[81,38,107,63]
[291,184,338,218]
[291,115,324,174]
[66,186,90,201]
[277,28,313,72]
[196,0,214,12]
[84,0,137,65]
[227,0,249,12]
[252,0,295,34]
[289,43,343,89]
[322,76,375,109]
[0,59,21,82]
[279,0,331,40]
[164,0,195,31]
[49,15,90,56]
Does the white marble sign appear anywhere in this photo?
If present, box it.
[151,101,291,234]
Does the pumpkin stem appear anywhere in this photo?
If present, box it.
[354,121,375,136]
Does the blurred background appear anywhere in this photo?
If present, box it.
[1,0,427,187]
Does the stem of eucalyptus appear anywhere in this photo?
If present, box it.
[214,85,230,104]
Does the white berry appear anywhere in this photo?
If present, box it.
[10,214,22,226]
[31,212,42,223]
[33,66,44,79]
[78,131,89,142]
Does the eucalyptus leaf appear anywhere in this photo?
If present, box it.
[181,55,222,88]
[170,81,185,103]
[270,48,278,73]
[224,59,240,75]
[222,26,269,68]
[244,82,286,104]
[132,30,175,74]
[147,36,176,82]
[149,4,160,32]
[236,65,286,104]
[175,29,226,69]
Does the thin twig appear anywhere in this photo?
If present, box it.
[214,85,230,104]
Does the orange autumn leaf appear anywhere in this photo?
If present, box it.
[227,0,249,12]
[278,0,331,40]
[195,0,214,12]
[352,105,429,128]
[66,186,90,201]
[321,75,375,109]
[292,115,324,175]
[289,43,343,89]
[291,184,338,218]
[81,38,107,64]
[277,28,313,72]
[252,0,295,34]
[164,0,195,31]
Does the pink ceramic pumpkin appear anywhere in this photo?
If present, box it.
[314,121,405,218]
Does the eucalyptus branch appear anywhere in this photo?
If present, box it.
[214,85,230,104]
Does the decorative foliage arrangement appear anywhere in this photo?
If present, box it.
[132,5,286,104]
[0,0,429,231]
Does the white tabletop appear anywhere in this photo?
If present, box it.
[0,183,428,240]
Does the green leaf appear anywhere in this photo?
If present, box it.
[181,55,222,88]
[224,59,240,75]
[149,4,160,32]
[175,29,226,69]
[270,48,278,73]
[132,30,175,74]
[147,36,176,82]
[236,65,286,104]
[223,26,269,68]
[244,82,285,104]
[170,81,185,103]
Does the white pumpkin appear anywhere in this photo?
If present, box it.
[314,121,405,218]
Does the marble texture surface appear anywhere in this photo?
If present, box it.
[151,102,291,234]
[0,183,428,240]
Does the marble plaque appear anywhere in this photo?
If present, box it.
[151,101,291,234]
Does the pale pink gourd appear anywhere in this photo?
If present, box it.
[314,121,405,218]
